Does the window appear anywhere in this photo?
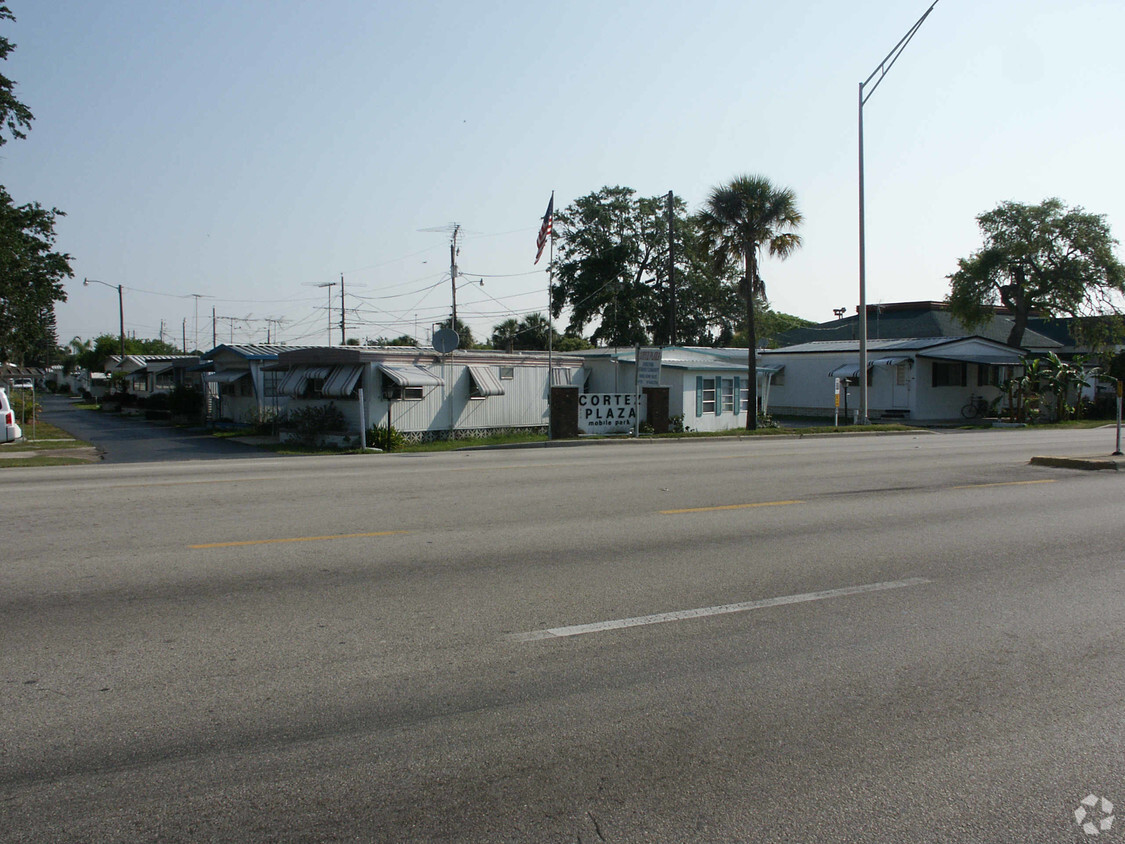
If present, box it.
[498,366,514,380]
[263,371,280,398]
[384,384,424,400]
[701,378,716,413]
[304,377,325,398]
[896,363,910,386]
[720,379,734,412]
[978,364,1009,388]
[740,384,750,413]
[931,361,967,387]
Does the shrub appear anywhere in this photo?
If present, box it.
[168,386,203,417]
[280,403,348,447]
[367,424,404,452]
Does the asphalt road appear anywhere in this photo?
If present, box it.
[38,395,272,462]
[2,427,1123,842]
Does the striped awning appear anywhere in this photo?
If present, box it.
[467,365,504,397]
[322,365,363,397]
[870,356,912,367]
[828,363,868,378]
[278,366,333,397]
[378,364,444,388]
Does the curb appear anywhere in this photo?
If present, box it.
[1029,456,1120,471]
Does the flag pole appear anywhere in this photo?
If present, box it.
[546,190,555,439]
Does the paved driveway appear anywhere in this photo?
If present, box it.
[40,396,273,463]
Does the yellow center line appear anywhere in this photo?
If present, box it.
[190,530,410,549]
[661,500,804,515]
[952,479,1057,489]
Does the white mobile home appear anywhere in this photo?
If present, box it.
[759,337,1041,421]
[273,347,585,441]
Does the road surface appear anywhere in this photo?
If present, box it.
[2,427,1122,841]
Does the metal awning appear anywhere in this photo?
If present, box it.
[378,364,444,387]
[278,366,334,396]
[828,363,869,378]
[467,365,504,397]
[870,356,912,367]
[919,352,1025,366]
[551,367,577,387]
[202,370,249,385]
[322,365,363,397]
[758,364,785,375]
[145,362,175,375]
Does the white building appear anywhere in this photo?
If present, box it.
[759,336,1043,421]
[271,346,585,441]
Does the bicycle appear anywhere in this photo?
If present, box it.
[960,394,989,420]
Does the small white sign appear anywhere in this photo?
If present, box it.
[635,347,662,388]
[578,393,645,434]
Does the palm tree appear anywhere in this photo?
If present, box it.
[490,318,520,353]
[698,175,803,429]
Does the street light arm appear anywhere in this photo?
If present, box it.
[861,0,940,105]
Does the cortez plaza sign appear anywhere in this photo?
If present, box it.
[578,393,645,434]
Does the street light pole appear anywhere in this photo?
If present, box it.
[858,0,939,424]
[83,278,126,365]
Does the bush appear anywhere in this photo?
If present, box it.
[367,424,404,452]
[280,403,348,447]
[168,386,203,417]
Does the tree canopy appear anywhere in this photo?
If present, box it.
[73,334,182,373]
[697,175,803,429]
[0,7,70,366]
[948,198,1125,348]
[551,187,740,347]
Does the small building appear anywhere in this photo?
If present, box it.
[759,336,1047,422]
[271,346,585,441]
[104,354,202,394]
[197,344,309,424]
[566,347,784,432]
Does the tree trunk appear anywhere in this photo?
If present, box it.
[745,249,758,431]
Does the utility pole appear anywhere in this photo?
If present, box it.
[182,319,187,352]
[667,190,676,346]
[339,273,346,345]
[450,224,461,334]
[314,282,337,345]
[212,307,217,348]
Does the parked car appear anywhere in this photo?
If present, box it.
[1,387,22,443]
[10,378,33,390]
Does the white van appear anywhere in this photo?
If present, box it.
[1,387,23,443]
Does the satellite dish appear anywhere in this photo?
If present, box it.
[433,328,459,354]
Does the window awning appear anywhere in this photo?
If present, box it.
[203,370,250,385]
[378,364,444,387]
[278,366,334,397]
[828,363,869,378]
[467,365,504,397]
[870,356,912,367]
[322,365,363,397]
[920,352,1025,366]
[758,364,785,375]
[551,367,578,387]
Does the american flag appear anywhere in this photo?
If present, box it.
[534,193,553,264]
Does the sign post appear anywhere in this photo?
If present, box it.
[1115,379,1123,456]
[634,347,662,437]
[834,378,841,428]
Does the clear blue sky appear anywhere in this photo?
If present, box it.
[5,0,1124,350]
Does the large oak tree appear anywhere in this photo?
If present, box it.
[948,198,1125,348]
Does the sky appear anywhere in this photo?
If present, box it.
[4,0,1125,352]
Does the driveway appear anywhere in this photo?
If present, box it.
[40,395,273,463]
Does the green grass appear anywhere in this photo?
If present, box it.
[1,420,91,450]
[0,455,98,468]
